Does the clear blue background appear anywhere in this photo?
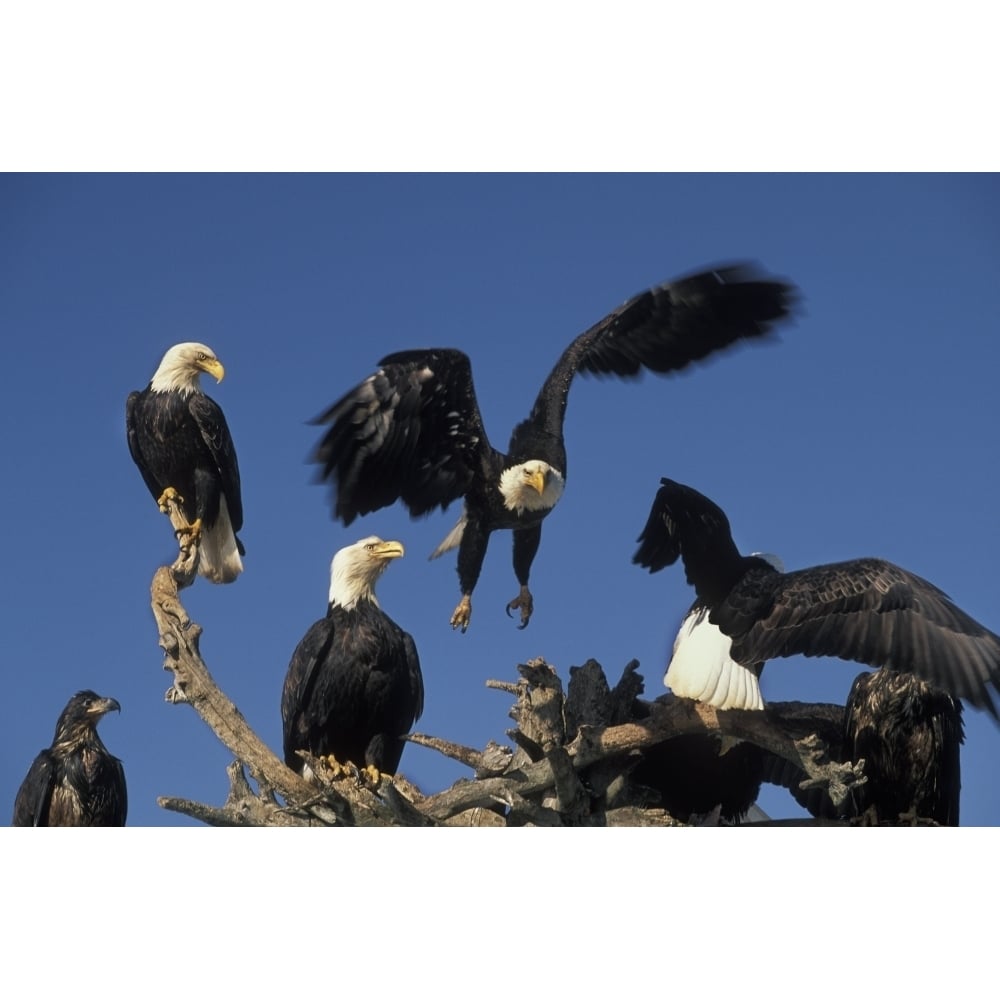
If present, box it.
[2,172,997,825]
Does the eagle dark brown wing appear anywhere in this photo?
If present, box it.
[718,559,1000,717]
[311,348,496,525]
[521,264,796,445]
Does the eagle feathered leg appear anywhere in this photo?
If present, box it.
[506,585,534,630]
[451,595,473,633]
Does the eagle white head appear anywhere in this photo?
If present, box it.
[499,459,565,514]
[150,342,225,395]
[329,536,406,610]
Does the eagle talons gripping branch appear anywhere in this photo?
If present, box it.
[175,517,203,545]
[157,486,184,513]
[318,755,385,788]
[361,764,386,787]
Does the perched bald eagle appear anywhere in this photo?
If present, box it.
[281,537,424,779]
[127,342,244,583]
[760,671,964,825]
[631,724,766,824]
[633,477,1000,717]
[311,264,796,632]
[12,691,126,827]
[843,670,963,824]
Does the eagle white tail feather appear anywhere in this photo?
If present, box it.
[430,509,467,560]
[665,607,764,711]
[197,496,243,583]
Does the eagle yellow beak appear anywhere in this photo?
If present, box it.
[526,468,546,495]
[373,540,405,561]
[199,357,225,383]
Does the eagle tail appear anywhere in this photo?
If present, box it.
[665,607,764,711]
[429,509,467,561]
[197,495,244,584]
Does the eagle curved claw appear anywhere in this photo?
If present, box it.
[506,585,534,629]
[450,595,472,633]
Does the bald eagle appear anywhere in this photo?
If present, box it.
[127,342,244,583]
[311,264,796,632]
[842,670,964,824]
[760,671,964,825]
[12,691,126,827]
[630,723,766,824]
[281,537,424,780]
[633,477,1000,717]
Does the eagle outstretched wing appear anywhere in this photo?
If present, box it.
[718,559,1000,717]
[632,477,746,591]
[521,265,796,444]
[311,348,495,525]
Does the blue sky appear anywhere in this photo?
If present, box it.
[2,172,998,828]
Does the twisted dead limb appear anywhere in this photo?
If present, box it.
[411,659,861,824]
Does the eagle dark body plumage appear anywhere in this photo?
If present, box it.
[631,731,765,824]
[312,265,797,630]
[760,671,964,825]
[843,670,963,824]
[12,691,127,827]
[127,388,243,534]
[634,478,1000,716]
[281,537,424,777]
[127,343,244,584]
[282,602,424,774]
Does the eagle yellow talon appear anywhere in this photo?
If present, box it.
[362,764,385,786]
[319,756,384,787]
[176,517,203,543]
[319,754,351,780]
[450,595,472,633]
[157,486,184,512]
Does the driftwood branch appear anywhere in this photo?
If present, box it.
[146,498,862,827]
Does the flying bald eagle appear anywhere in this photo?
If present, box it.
[281,536,424,780]
[12,691,127,827]
[311,264,796,631]
[127,342,244,583]
[633,477,1000,717]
